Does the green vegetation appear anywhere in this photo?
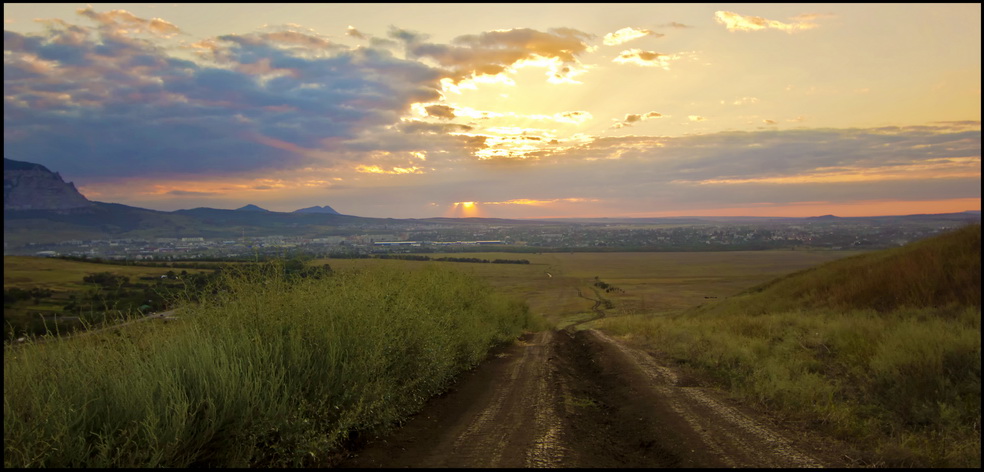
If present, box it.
[3,258,209,340]
[598,224,981,467]
[4,263,541,467]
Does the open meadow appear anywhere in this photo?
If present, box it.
[3,257,217,338]
[316,249,862,325]
[6,237,977,467]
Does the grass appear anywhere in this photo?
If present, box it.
[597,224,981,467]
[3,256,211,292]
[4,262,542,467]
[4,257,216,339]
[5,246,919,466]
[316,249,859,325]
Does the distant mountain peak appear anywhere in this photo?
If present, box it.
[235,204,270,212]
[293,205,340,215]
[4,157,93,211]
[4,157,52,172]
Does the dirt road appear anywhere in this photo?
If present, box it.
[336,327,853,468]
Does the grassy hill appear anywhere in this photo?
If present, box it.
[598,223,981,467]
[702,221,980,314]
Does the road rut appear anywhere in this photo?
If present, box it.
[336,328,850,468]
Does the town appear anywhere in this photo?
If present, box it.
[10,215,976,261]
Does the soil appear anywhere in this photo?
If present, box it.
[334,327,859,468]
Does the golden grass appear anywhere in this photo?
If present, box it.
[597,224,982,467]
[316,249,861,326]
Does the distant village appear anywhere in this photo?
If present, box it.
[9,218,973,260]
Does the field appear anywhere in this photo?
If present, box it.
[13,244,974,467]
[3,256,219,293]
[3,257,217,338]
[316,249,861,325]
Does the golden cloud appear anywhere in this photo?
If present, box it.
[612,49,680,68]
[482,197,600,206]
[603,27,662,46]
[714,11,820,33]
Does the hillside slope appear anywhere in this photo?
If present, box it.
[598,223,981,467]
[703,222,980,315]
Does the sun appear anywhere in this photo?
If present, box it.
[447,201,485,217]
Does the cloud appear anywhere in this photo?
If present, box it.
[612,49,680,68]
[346,25,367,39]
[76,6,182,38]
[165,189,221,196]
[438,125,977,218]
[603,27,662,46]
[402,27,593,83]
[4,8,481,181]
[74,123,981,217]
[661,22,692,29]
[714,11,822,33]
[612,111,663,129]
[425,104,456,119]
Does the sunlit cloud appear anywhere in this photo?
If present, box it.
[612,111,663,129]
[355,164,426,175]
[401,27,593,84]
[680,158,981,185]
[714,11,823,33]
[612,49,682,69]
[76,6,182,37]
[483,197,600,206]
[603,27,662,46]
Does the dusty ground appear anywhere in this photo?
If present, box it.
[334,327,857,468]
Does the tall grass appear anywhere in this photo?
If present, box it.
[599,224,981,467]
[4,263,541,467]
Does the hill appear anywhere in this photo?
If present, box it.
[598,224,981,467]
[235,204,270,212]
[704,222,980,314]
[293,205,340,215]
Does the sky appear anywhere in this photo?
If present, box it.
[3,3,981,219]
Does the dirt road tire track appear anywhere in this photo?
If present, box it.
[336,328,849,468]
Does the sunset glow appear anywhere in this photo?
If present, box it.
[3,3,979,218]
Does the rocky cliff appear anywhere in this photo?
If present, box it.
[4,158,93,211]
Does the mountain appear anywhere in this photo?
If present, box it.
[235,204,270,212]
[4,157,93,211]
[293,205,340,215]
